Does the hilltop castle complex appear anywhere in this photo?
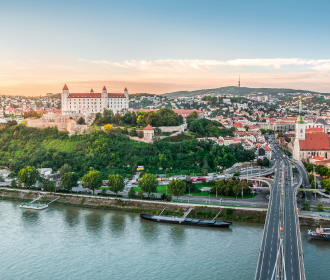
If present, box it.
[61,84,129,115]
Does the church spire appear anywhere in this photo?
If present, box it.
[238,74,240,88]
[296,98,304,124]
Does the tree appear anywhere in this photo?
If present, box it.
[168,179,186,200]
[262,157,269,167]
[114,113,121,126]
[233,185,240,201]
[321,179,330,192]
[257,158,263,166]
[59,164,72,177]
[138,190,144,199]
[316,202,323,212]
[277,132,284,138]
[128,187,136,199]
[8,171,17,178]
[82,169,102,194]
[302,200,310,211]
[43,179,56,192]
[131,112,137,126]
[77,117,86,125]
[18,166,39,189]
[104,124,113,133]
[11,179,17,188]
[285,137,291,143]
[138,173,158,197]
[306,163,313,172]
[62,172,78,192]
[129,128,138,137]
[244,125,249,131]
[307,174,314,183]
[108,174,125,197]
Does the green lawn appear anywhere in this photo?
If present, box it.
[133,183,258,199]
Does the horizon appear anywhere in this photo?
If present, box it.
[1,0,330,95]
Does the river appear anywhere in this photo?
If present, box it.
[0,201,328,279]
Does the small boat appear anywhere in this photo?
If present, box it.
[140,207,232,228]
[308,226,330,241]
[20,193,60,210]
[20,202,48,210]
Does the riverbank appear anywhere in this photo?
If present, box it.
[1,189,330,226]
[0,189,266,223]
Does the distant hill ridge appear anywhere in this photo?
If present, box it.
[161,86,328,98]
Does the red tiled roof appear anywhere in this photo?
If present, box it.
[233,122,243,128]
[263,144,272,152]
[69,93,101,98]
[314,160,330,166]
[108,93,125,98]
[90,88,94,93]
[67,93,125,98]
[310,156,325,160]
[63,84,68,90]
[306,128,323,133]
[124,87,128,91]
[299,133,330,151]
[102,86,107,90]
[144,124,153,130]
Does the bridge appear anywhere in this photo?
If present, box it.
[254,146,306,280]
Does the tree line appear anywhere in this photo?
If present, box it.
[0,124,255,178]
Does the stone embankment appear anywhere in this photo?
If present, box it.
[2,189,329,226]
[0,189,266,223]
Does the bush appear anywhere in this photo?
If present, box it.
[101,189,107,196]
[129,128,138,137]
[316,202,323,212]
[167,194,172,202]
[77,117,86,125]
[138,190,144,199]
[128,187,136,199]
[202,178,206,185]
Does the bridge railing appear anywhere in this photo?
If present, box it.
[254,176,274,280]
[293,175,306,280]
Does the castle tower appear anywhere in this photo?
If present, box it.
[61,84,69,113]
[293,99,305,161]
[238,75,240,88]
[102,86,107,98]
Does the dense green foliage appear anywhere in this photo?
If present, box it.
[137,108,183,127]
[168,179,186,199]
[108,174,125,196]
[93,108,183,127]
[138,173,158,197]
[82,169,102,194]
[211,179,251,196]
[187,118,233,138]
[0,124,255,178]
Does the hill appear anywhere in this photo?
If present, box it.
[161,86,328,99]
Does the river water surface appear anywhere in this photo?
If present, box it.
[0,201,329,279]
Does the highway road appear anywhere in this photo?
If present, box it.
[255,146,305,280]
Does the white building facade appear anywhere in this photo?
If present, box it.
[61,84,129,115]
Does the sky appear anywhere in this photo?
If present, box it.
[1,0,330,95]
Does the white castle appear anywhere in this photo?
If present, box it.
[61,84,129,115]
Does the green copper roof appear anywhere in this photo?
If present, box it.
[296,99,305,123]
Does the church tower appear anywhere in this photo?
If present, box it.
[293,99,305,161]
[238,75,240,88]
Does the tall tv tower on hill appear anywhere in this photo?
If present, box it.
[238,75,240,87]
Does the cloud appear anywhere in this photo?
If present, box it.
[85,58,330,71]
